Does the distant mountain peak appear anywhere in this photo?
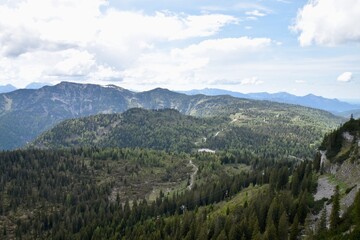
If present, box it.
[149,87,172,92]
[0,84,17,93]
[25,82,53,89]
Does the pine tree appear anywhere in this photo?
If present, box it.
[330,185,340,230]
[216,230,227,240]
[265,218,277,240]
[278,212,289,240]
[228,224,239,240]
[289,214,299,240]
[317,207,327,233]
[354,190,360,224]
[291,172,300,197]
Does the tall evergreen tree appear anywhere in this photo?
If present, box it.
[317,207,327,233]
[330,186,340,230]
[278,211,289,240]
[354,190,360,224]
[289,214,299,240]
[265,219,277,240]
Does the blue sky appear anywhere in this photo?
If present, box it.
[0,0,359,99]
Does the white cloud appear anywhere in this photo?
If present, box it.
[337,72,353,82]
[240,77,264,85]
[120,37,272,86]
[46,50,96,77]
[205,77,263,86]
[292,0,360,46]
[295,80,306,84]
[171,37,271,59]
[0,0,238,87]
[245,10,266,17]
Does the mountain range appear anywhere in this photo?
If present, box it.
[0,82,53,93]
[0,81,342,150]
[2,83,358,115]
[180,88,360,115]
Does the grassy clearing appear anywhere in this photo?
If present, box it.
[209,184,268,219]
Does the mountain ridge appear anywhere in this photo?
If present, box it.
[179,88,360,114]
[0,81,343,150]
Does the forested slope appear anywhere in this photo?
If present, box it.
[2,119,360,239]
[32,107,337,161]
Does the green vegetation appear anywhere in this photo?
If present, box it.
[0,146,319,239]
[320,117,360,162]
[311,117,360,239]
[32,107,337,162]
[31,108,224,153]
[1,83,359,239]
[1,117,360,239]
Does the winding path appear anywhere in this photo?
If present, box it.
[187,160,198,190]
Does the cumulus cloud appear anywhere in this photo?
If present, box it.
[337,72,353,82]
[292,0,360,46]
[0,0,238,87]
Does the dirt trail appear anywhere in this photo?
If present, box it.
[187,160,198,190]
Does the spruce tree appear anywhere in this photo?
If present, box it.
[317,207,327,233]
[289,214,299,240]
[278,212,289,240]
[354,190,360,224]
[265,219,277,240]
[330,185,340,230]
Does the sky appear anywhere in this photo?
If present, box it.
[0,0,359,99]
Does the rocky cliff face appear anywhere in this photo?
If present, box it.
[312,119,360,230]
